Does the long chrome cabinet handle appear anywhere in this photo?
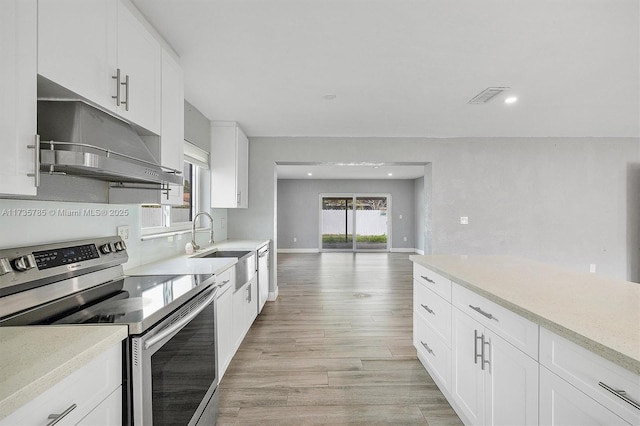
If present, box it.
[420,275,435,284]
[27,134,40,187]
[46,403,77,426]
[421,341,435,356]
[122,74,130,111]
[598,382,640,410]
[474,330,483,367]
[112,68,121,106]
[421,304,434,315]
[469,304,497,321]
[144,287,217,349]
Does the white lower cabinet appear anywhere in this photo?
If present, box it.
[539,327,639,425]
[540,366,628,426]
[451,307,539,426]
[232,275,258,350]
[0,342,122,426]
[215,276,234,381]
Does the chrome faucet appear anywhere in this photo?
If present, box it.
[191,212,214,251]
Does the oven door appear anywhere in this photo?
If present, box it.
[131,285,218,426]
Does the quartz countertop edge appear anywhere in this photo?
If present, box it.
[0,325,128,419]
[410,255,640,374]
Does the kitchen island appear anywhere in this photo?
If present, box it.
[410,255,639,425]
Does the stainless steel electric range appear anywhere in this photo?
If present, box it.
[0,236,219,426]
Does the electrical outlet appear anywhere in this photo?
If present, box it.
[460,217,469,225]
[117,226,129,240]
[293,237,297,243]
[399,214,403,219]
[403,236,407,242]
[590,264,596,273]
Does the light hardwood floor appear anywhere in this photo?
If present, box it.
[217,252,462,425]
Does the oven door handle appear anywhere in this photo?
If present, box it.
[144,287,218,350]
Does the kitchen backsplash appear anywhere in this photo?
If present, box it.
[0,199,227,269]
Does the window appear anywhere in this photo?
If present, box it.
[141,141,210,233]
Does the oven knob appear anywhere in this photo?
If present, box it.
[13,254,37,271]
[0,258,12,275]
[119,241,127,250]
[115,241,124,251]
[100,244,111,254]
[109,242,117,252]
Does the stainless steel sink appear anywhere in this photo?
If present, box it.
[193,250,256,290]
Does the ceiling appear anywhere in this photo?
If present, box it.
[132,0,639,139]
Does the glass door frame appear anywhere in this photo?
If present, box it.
[318,193,391,253]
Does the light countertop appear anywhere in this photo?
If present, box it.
[124,239,269,276]
[410,255,640,374]
[0,325,128,419]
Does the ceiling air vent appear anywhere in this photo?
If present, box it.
[468,87,510,104]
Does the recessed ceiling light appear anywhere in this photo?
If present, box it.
[323,94,337,100]
[388,173,393,176]
[504,96,518,104]
[307,172,313,176]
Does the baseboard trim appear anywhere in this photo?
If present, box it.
[390,248,418,253]
[414,249,425,255]
[277,248,320,254]
[268,287,279,301]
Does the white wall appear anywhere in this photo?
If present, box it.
[228,137,640,294]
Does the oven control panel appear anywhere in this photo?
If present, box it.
[0,236,128,295]
[33,244,100,270]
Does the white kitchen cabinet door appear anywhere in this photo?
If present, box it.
[116,1,161,134]
[160,49,184,206]
[540,366,629,426]
[38,0,118,113]
[246,276,258,325]
[216,284,234,380]
[452,308,485,425]
[210,122,249,208]
[232,282,248,351]
[0,0,37,196]
[257,246,270,313]
[484,329,538,426]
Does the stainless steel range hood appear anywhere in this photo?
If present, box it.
[37,101,182,186]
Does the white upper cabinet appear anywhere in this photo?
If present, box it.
[37,0,161,134]
[210,122,249,208]
[0,0,38,196]
[37,0,117,111]
[116,1,161,133]
[160,49,184,206]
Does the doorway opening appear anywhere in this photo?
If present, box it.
[320,194,390,252]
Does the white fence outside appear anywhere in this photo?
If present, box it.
[322,210,387,236]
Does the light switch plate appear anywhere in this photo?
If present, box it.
[460,217,469,225]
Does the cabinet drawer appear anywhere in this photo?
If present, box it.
[413,281,451,347]
[213,267,235,293]
[451,282,538,360]
[413,263,451,302]
[540,366,629,425]
[540,327,640,425]
[0,342,122,426]
[414,314,451,393]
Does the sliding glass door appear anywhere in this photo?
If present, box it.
[320,194,389,252]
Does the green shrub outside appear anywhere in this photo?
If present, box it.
[322,234,387,243]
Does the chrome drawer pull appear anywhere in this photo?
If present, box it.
[469,304,497,321]
[421,341,435,356]
[46,404,77,426]
[420,275,435,284]
[420,304,434,315]
[598,382,640,410]
[217,279,230,288]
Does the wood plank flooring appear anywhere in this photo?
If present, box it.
[217,252,462,425]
